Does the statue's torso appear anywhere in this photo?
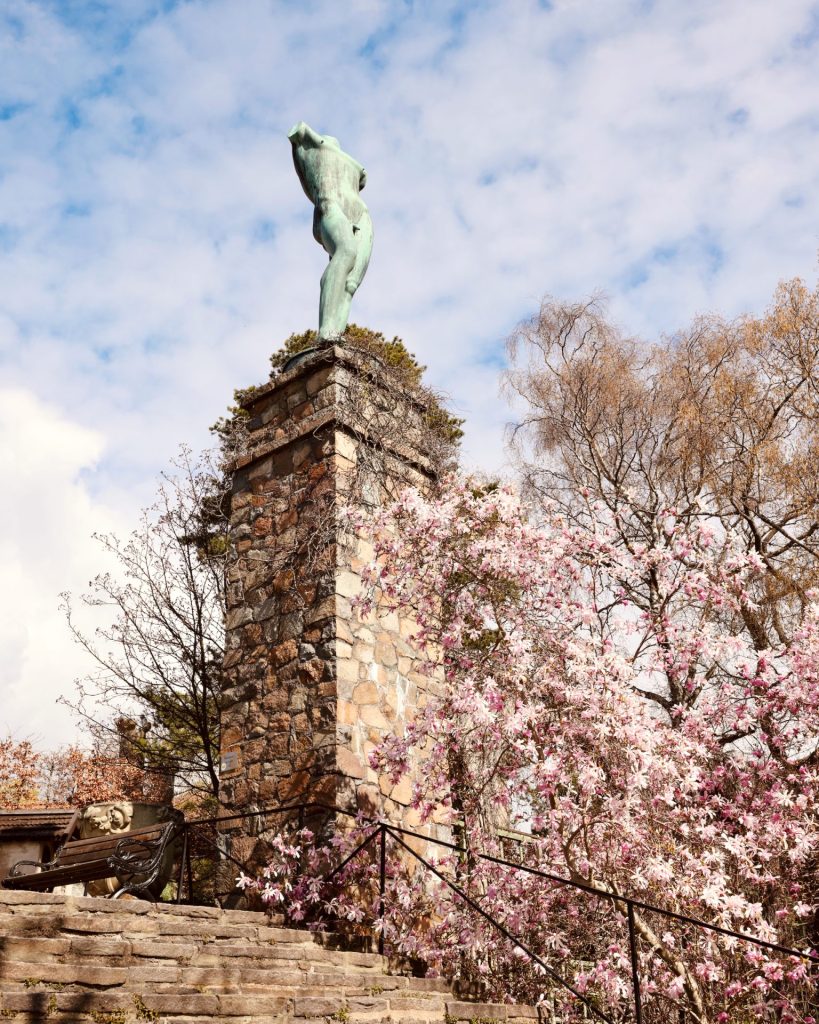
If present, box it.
[297,144,368,224]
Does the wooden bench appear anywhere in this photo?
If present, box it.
[2,818,181,900]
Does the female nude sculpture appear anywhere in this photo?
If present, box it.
[288,121,373,340]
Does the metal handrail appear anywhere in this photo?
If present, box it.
[381,820,818,964]
[384,824,612,1022]
[174,802,818,1023]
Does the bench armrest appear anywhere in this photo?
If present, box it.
[109,820,179,875]
[8,858,57,878]
[111,836,156,869]
[108,819,180,899]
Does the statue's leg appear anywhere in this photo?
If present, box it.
[326,214,373,338]
[318,204,357,340]
[346,213,373,297]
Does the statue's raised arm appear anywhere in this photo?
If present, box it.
[288,121,373,341]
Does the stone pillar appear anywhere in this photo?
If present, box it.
[218,345,440,861]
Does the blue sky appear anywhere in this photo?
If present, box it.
[3,0,819,745]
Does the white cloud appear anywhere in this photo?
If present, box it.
[1,0,819,743]
[0,388,122,747]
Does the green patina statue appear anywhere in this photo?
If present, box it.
[288,121,373,341]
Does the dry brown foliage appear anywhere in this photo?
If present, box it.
[506,279,819,709]
[0,736,155,809]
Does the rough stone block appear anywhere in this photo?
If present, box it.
[0,891,66,907]
[446,1001,508,1020]
[124,963,181,984]
[351,681,378,703]
[59,912,153,934]
[360,705,390,730]
[0,961,127,986]
[336,747,366,779]
[155,902,223,919]
[1,936,71,961]
[131,938,198,959]
[336,658,360,684]
[138,993,221,1015]
[293,995,343,1017]
[391,995,448,1011]
[237,966,307,987]
[0,915,59,937]
[69,935,131,957]
[218,994,293,1015]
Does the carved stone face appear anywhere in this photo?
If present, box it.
[81,801,134,836]
[107,805,130,831]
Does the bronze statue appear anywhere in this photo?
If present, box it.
[288,122,373,340]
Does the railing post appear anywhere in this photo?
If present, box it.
[626,901,643,1024]
[378,824,386,956]
[185,827,194,903]
[176,825,189,904]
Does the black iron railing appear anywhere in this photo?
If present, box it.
[173,802,818,1023]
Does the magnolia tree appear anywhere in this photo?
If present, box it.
[246,478,818,1023]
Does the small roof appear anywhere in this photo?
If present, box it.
[0,809,76,839]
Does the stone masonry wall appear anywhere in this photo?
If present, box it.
[0,890,544,1023]
[218,346,445,866]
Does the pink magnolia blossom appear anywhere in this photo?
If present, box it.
[253,478,819,1022]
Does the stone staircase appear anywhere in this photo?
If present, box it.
[0,891,539,1023]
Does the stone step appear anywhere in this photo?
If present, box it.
[0,960,450,996]
[0,987,538,1023]
[0,891,542,1023]
[0,945,396,985]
